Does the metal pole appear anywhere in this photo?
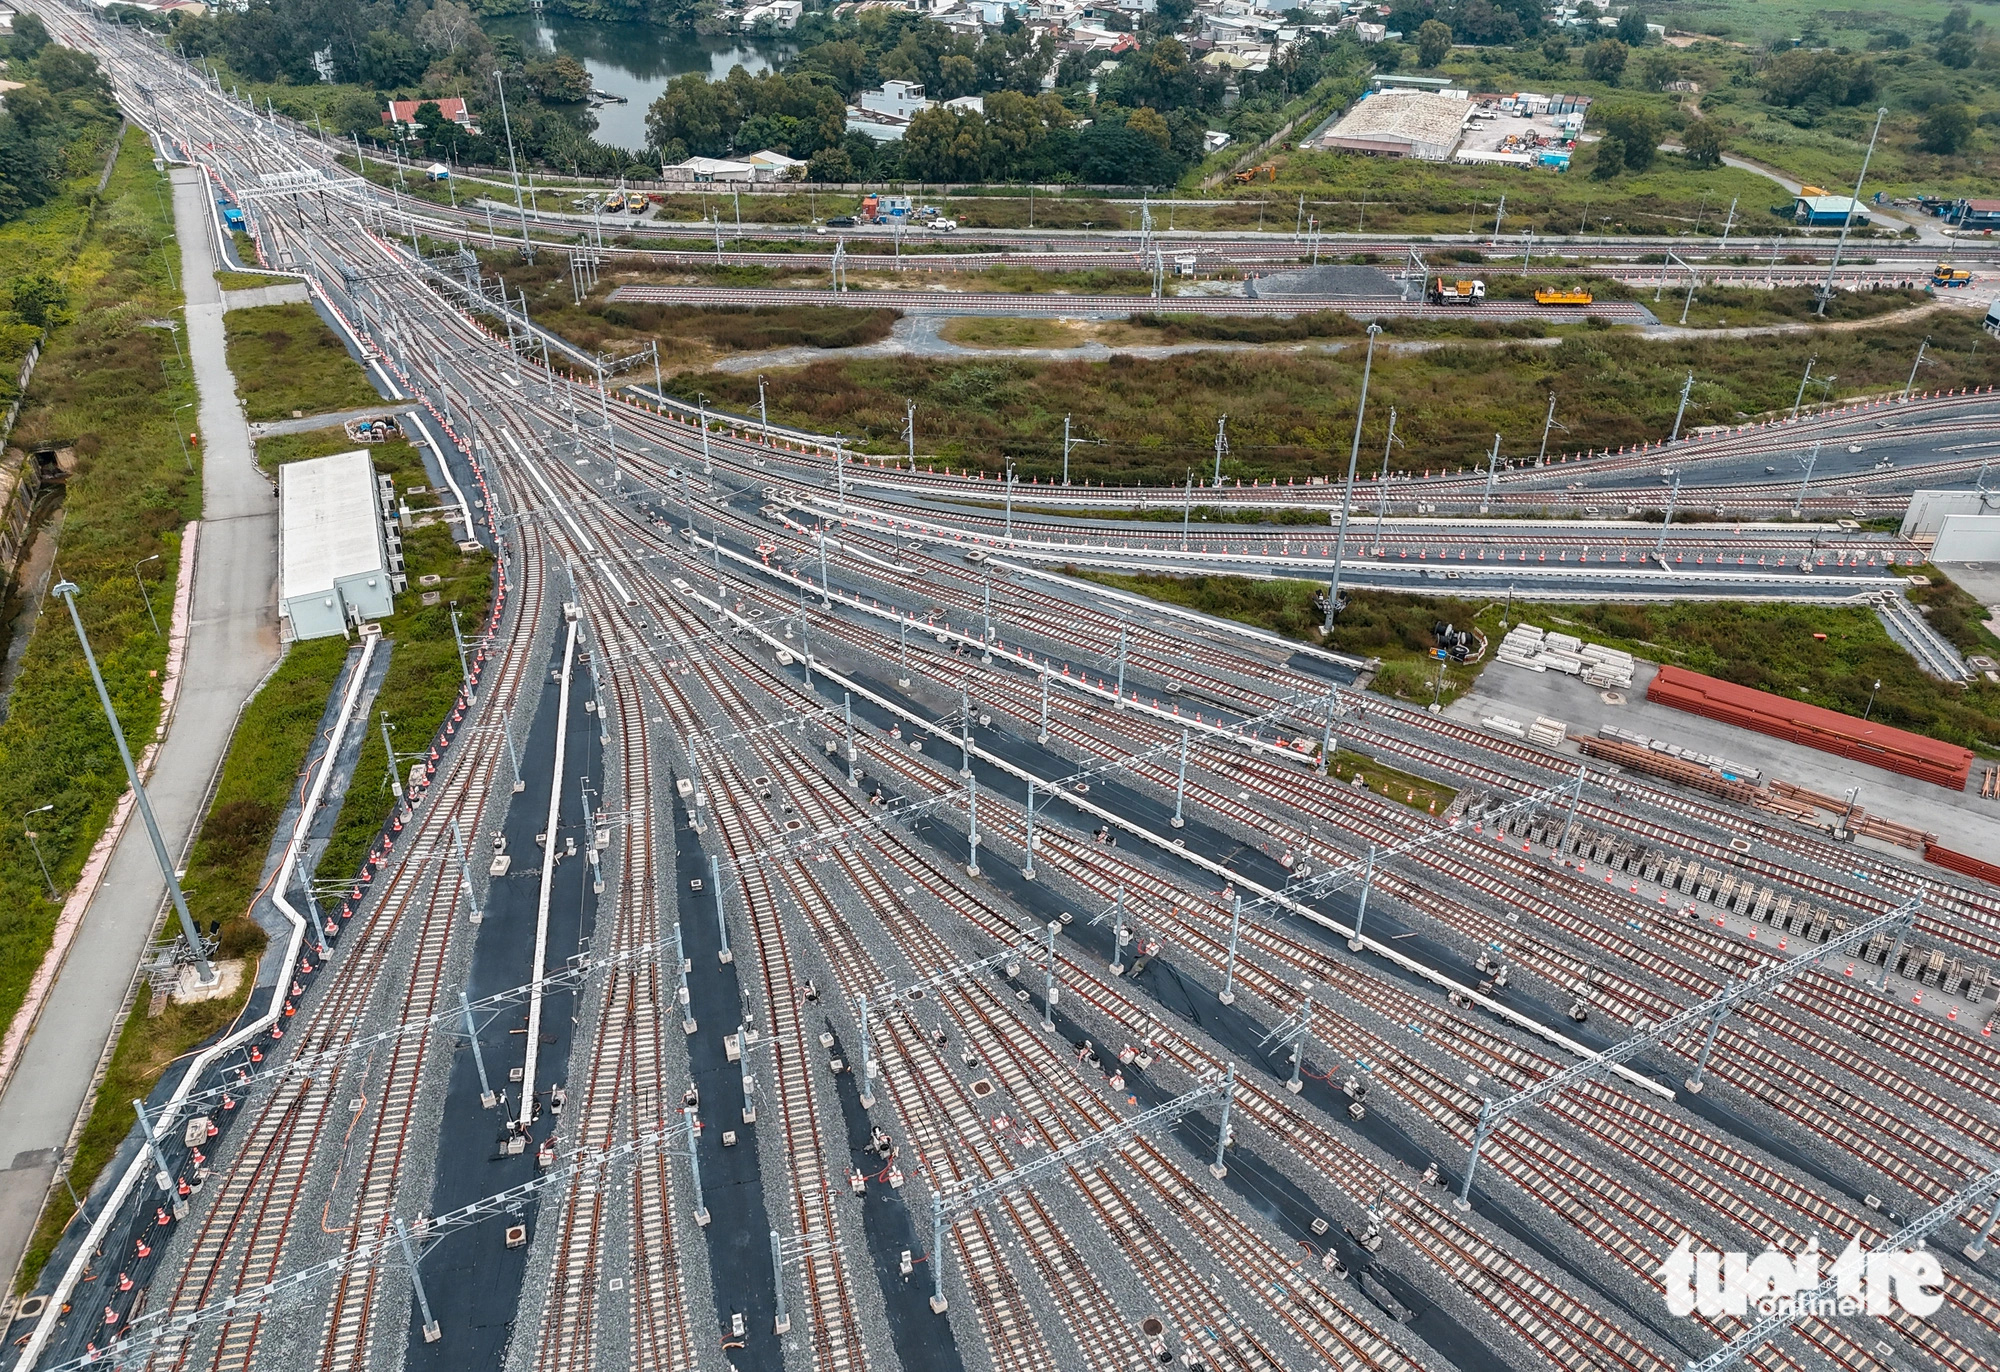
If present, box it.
[758,376,769,441]
[1181,474,1193,553]
[1456,1098,1495,1210]
[711,854,731,964]
[857,993,876,1107]
[1219,896,1243,1005]
[395,1218,441,1342]
[1717,196,1737,254]
[450,819,481,923]
[981,576,993,654]
[1794,441,1821,513]
[1287,990,1312,1092]
[134,556,161,638]
[1062,414,1073,486]
[382,714,408,817]
[1816,107,1886,317]
[1669,372,1694,443]
[1210,1063,1236,1178]
[1038,670,1050,743]
[1114,623,1128,707]
[1869,908,1917,991]
[1326,324,1382,634]
[1319,689,1338,767]
[817,527,830,602]
[1109,887,1128,974]
[1791,356,1816,421]
[1480,433,1501,512]
[930,1196,949,1312]
[770,1230,790,1334]
[451,604,470,689]
[965,774,982,877]
[1967,1199,2000,1261]
[1537,393,1558,465]
[1348,844,1377,951]
[1654,477,1680,557]
[959,682,972,776]
[133,1099,172,1190]
[1902,338,1930,401]
[55,583,212,984]
[844,692,857,786]
[1170,729,1190,829]
[1041,919,1060,1031]
[1211,414,1228,487]
[492,70,533,261]
[1684,1006,1729,1093]
[685,1106,709,1225]
[898,616,910,687]
[1556,760,1585,856]
[1021,781,1036,880]
[461,991,495,1107]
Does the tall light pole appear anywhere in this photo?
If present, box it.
[1325,324,1382,636]
[1815,107,1886,318]
[1864,678,1881,721]
[1902,336,1933,401]
[53,581,213,984]
[134,554,162,638]
[1791,355,1817,421]
[492,69,534,262]
[24,804,56,901]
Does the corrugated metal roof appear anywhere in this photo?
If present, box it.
[1328,90,1471,150]
[280,450,384,604]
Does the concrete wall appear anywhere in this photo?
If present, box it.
[1932,514,2000,563]
[1901,488,2000,540]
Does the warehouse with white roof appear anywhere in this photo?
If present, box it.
[1318,89,1472,161]
[278,450,402,641]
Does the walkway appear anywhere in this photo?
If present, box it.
[0,167,281,1290]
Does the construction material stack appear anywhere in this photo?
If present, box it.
[1494,623,1635,688]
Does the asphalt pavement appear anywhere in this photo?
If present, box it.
[411,631,601,1367]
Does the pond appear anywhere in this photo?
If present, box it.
[485,15,794,156]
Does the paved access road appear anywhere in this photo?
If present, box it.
[0,165,279,1294]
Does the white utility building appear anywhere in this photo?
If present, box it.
[278,450,402,641]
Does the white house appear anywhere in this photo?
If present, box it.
[857,80,934,121]
[741,0,803,26]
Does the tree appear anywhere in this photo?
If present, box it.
[525,55,591,103]
[8,12,49,58]
[1590,134,1625,178]
[1541,32,1569,64]
[1416,19,1452,67]
[12,270,67,327]
[1681,117,1723,167]
[1936,32,1976,68]
[1919,102,1974,154]
[1614,9,1649,44]
[1127,105,1170,150]
[1760,50,1876,107]
[806,145,854,182]
[1582,38,1627,83]
[1596,103,1661,169]
[357,27,423,87]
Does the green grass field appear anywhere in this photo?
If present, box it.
[222,302,383,421]
[1086,567,2000,752]
[17,636,350,1289]
[670,313,2000,484]
[0,129,193,1047]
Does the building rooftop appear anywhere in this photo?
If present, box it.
[1325,89,1472,150]
[278,450,385,607]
